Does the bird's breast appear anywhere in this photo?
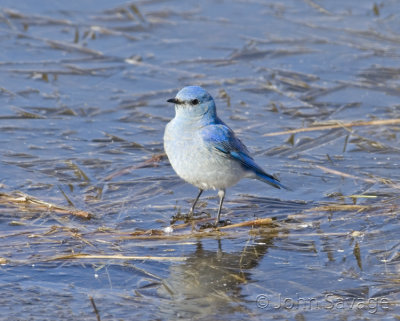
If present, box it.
[164,121,245,190]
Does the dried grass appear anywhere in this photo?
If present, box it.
[264,118,400,136]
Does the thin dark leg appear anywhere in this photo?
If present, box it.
[189,189,203,217]
[216,189,225,223]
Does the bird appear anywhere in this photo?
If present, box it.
[164,86,288,225]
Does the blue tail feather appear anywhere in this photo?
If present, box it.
[255,171,290,190]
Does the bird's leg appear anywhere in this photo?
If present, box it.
[216,189,225,223]
[188,188,203,218]
[171,189,205,224]
[198,190,230,229]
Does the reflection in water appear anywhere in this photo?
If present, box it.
[158,230,277,319]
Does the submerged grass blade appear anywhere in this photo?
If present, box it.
[264,118,400,136]
[0,191,92,218]
[48,253,187,262]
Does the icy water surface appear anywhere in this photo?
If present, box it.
[1,0,400,320]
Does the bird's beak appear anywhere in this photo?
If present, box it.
[167,98,181,104]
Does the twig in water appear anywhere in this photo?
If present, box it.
[306,204,370,212]
[104,153,166,181]
[0,191,92,218]
[314,164,400,189]
[89,296,101,321]
[264,118,400,136]
[48,253,187,262]
[314,165,376,183]
[218,217,273,229]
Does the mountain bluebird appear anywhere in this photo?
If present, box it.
[164,86,287,225]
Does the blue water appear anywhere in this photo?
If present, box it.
[0,0,400,320]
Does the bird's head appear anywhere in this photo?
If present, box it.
[167,86,216,120]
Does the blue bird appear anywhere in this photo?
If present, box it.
[164,86,287,225]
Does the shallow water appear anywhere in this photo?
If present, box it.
[1,0,400,320]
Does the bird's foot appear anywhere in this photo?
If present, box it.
[199,219,232,230]
[170,213,192,224]
[170,211,210,224]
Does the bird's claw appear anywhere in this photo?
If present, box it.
[170,213,192,224]
[170,211,210,224]
[217,219,231,227]
[199,219,231,230]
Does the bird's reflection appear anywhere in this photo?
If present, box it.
[157,229,278,319]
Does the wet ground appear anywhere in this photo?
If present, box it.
[1,0,400,320]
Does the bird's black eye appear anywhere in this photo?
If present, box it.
[191,99,199,105]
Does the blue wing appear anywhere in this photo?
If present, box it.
[200,122,288,190]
